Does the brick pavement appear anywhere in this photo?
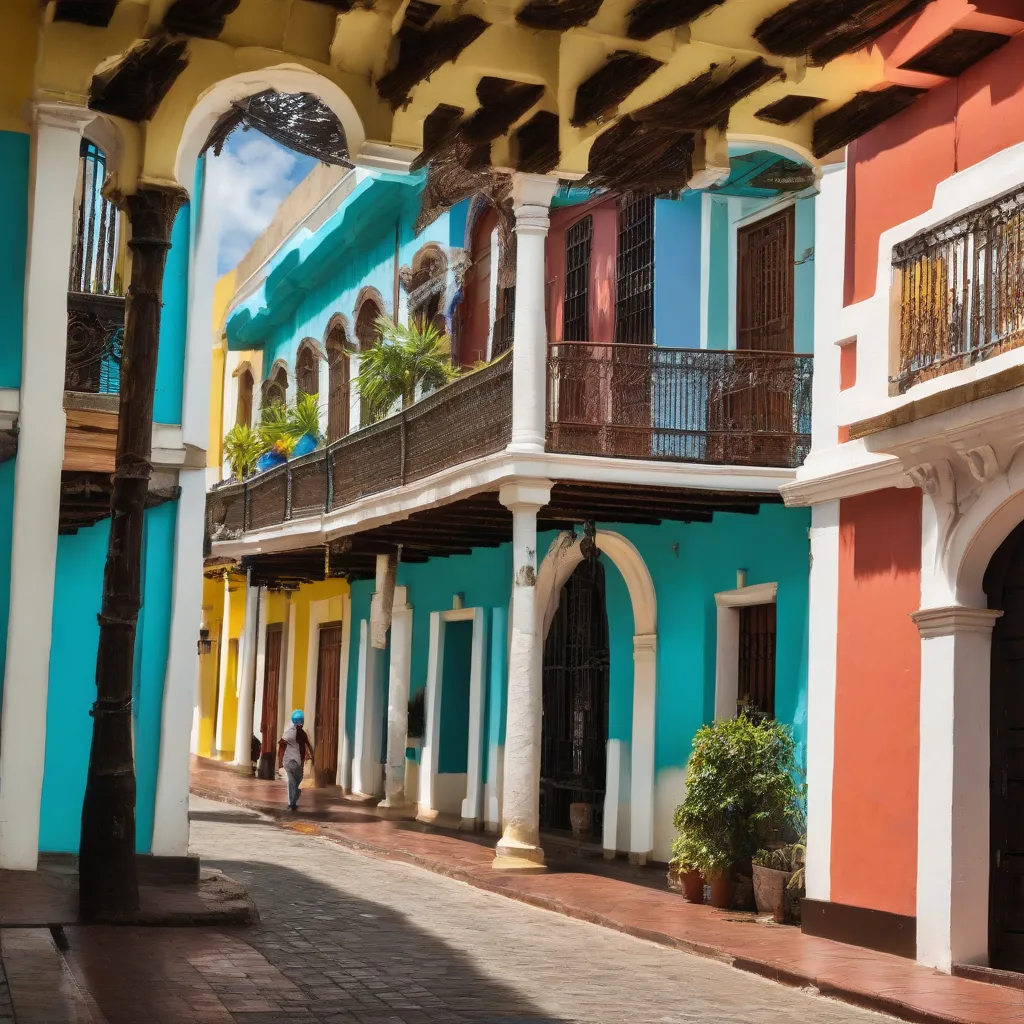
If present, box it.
[191,756,1024,1024]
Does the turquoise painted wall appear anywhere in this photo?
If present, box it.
[348,505,810,787]
[0,132,29,387]
[706,198,729,350]
[39,505,178,854]
[653,195,702,348]
[438,619,473,774]
[793,196,815,356]
[154,204,191,424]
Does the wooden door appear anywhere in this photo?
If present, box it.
[461,205,498,365]
[737,207,795,353]
[987,522,1024,970]
[314,622,344,788]
[737,603,777,718]
[260,624,283,758]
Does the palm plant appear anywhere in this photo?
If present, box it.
[354,315,459,423]
[223,423,264,479]
[288,392,323,442]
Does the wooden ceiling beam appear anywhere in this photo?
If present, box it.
[90,35,189,123]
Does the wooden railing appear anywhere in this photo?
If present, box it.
[892,185,1024,394]
[207,351,514,541]
[65,291,125,394]
[547,343,812,469]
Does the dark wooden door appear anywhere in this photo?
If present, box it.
[737,207,794,353]
[260,624,283,761]
[986,522,1024,970]
[738,603,777,718]
[540,553,610,837]
[314,623,344,788]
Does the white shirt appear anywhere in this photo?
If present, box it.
[281,725,304,767]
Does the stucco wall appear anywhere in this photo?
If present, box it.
[0,131,29,388]
[832,488,922,918]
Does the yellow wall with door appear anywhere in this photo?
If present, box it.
[288,579,348,719]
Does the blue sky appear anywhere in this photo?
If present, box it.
[209,129,317,275]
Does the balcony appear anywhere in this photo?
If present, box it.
[891,185,1024,395]
[207,345,812,542]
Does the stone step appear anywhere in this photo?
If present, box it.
[1,928,106,1023]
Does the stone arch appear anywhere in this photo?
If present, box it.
[535,529,658,860]
[295,337,323,398]
[261,358,290,409]
[171,64,369,195]
[323,313,355,353]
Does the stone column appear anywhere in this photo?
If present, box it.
[379,586,413,811]
[507,174,559,455]
[0,104,94,871]
[913,606,1002,972]
[214,570,233,754]
[232,575,261,767]
[493,479,552,872]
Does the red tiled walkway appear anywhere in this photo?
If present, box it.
[191,756,1024,1024]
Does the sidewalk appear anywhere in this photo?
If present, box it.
[191,756,1023,1024]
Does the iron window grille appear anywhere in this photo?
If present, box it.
[563,215,593,342]
[70,140,121,297]
[615,193,655,345]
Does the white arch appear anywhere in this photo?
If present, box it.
[535,530,658,861]
[174,64,368,196]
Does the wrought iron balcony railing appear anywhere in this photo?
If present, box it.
[547,343,812,469]
[892,184,1024,394]
[207,343,813,541]
[65,291,125,394]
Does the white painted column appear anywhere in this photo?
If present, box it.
[913,606,1000,972]
[232,577,260,767]
[494,479,552,871]
[352,619,384,797]
[214,572,233,753]
[277,593,293,742]
[252,588,269,738]
[806,500,840,902]
[419,612,444,812]
[462,607,487,825]
[152,470,207,856]
[380,586,413,809]
[0,104,93,870]
[507,174,558,454]
[629,634,657,862]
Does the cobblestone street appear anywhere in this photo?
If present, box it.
[98,796,891,1024]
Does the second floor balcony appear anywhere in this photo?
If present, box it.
[207,345,812,541]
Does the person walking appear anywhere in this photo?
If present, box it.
[277,709,314,812]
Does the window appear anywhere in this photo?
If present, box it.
[563,216,593,342]
[355,298,384,352]
[737,603,776,718]
[235,368,254,428]
[327,328,350,442]
[296,343,319,397]
[615,193,655,345]
[493,285,516,357]
[737,206,794,352]
[262,364,288,409]
[70,140,121,297]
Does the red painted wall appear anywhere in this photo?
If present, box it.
[845,32,1024,305]
[832,488,922,918]
[461,205,498,366]
[546,197,618,344]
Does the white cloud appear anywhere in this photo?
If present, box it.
[209,131,314,275]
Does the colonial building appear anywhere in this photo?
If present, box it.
[788,5,1024,976]
[0,0,998,907]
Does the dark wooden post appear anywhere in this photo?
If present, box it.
[79,183,187,922]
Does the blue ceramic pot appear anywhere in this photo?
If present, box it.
[291,432,318,458]
[256,449,287,473]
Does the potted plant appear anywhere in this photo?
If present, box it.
[223,423,264,479]
[671,715,802,911]
[786,837,806,924]
[668,839,706,904]
[354,316,459,423]
[752,848,793,921]
[255,402,294,472]
[288,392,323,457]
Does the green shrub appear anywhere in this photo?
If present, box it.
[223,423,264,479]
[672,715,801,878]
[288,392,323,442]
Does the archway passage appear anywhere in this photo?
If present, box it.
[540,553,610,838]
[985,521,1024,971]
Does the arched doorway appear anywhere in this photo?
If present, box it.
[984,519,1024,971]
[540,547,610,839]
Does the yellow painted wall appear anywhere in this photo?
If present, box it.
[0,2,40,135]
[288,579,348,718]
[208,270,237,469]
[196,575,223,758]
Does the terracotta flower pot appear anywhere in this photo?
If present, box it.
[708,872,734,909]
[569,802,593,838]
[752,864,792,921]
[681,869,705,904]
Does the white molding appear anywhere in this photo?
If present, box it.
[420,611,444,812]
[354,141,418,174]
[381,586,413,806]
[352,619,383,797]
[713,582,778,721]
[462,607,487,824]
[782,452,906,507]
[211,450,793,558]
[911,606,1002,639]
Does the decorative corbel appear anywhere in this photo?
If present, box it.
[907,459,960,564]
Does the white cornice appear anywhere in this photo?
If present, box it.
[912,606,1002,638]
[781,452,906,507]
